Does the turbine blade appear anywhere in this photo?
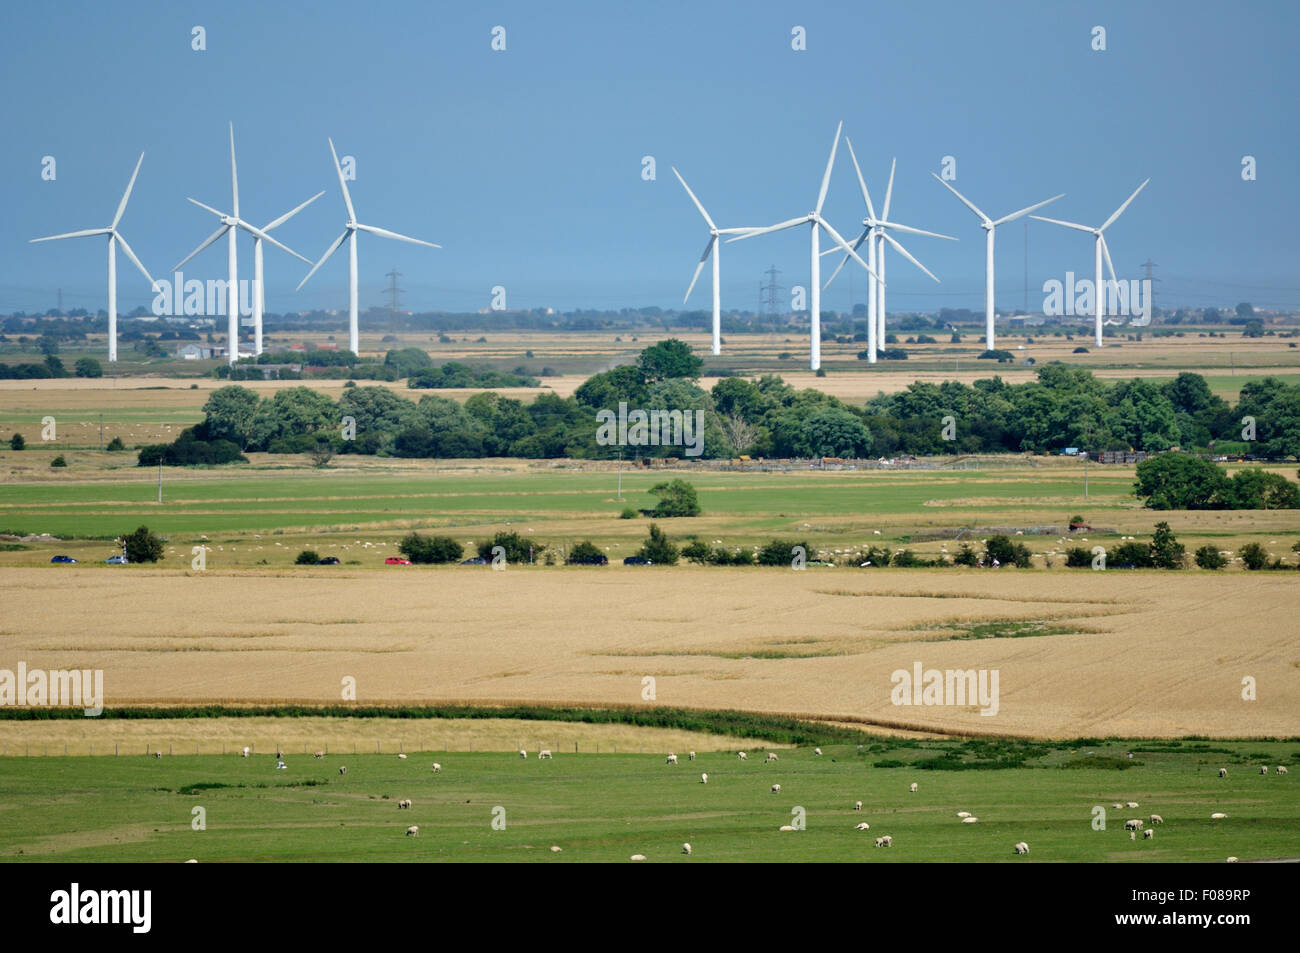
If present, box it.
[881,221,958,241]
[881,158,896,221]
[930,173,989,224]
[328,138,356,221]
[297,231,350,290]
[991,193,1065,227]
[1101,234,1118,286]
[229,123,239,219]
[113,232,154,286]
[815,121,843,214]
[187,197,226,219]
[697,234,717,263]
[30,228,111,243]
[716,227,765,235]
[882,231,939,283]
[263,191,326,232]
[725,216,807,242]
[816,216,882,284]
[684,245,711,303]
[173,225,229,271]
[1100,178,1149,232]
[354,223,441,248]
[111,153,145,229]
[241,222,311,264]
[1030,215,1095,234]
[844,137,877,221]
[671,167,716,231]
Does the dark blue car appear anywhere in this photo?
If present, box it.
[50,555,77,564]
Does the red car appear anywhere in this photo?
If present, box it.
[384,557,411,565]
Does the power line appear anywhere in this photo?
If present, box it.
[384,268,404,333]
[760,264,783,317]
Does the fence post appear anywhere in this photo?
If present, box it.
[115,743,118,757]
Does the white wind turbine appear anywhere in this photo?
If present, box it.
[297,139,440,356]
[672,167,760,356]
[175,123,314,365]
[1031,179,1148,348]
[726,121,881,371]
[29,153,153,363]
[822,142,956,363]
[931,175,1063,352]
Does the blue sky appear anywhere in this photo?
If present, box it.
[2,0,1296,317]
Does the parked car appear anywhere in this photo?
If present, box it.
[622,556,652,566]
[384,557,412,565]
[50,555,77,564]
[569,553,609,566]
[105,555,128,565]
[459,556,489,565]
[318,556,340,565]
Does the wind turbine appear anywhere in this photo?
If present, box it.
[175,123,313,365]
[931,175,1063,352]
[29,153,153,363]
[822,142,956,363]
[297,139,440,356]
[671,167,759,356]
[1031,179,1148,348]
[726,121,881,371]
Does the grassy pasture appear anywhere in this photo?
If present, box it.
[0,738,1295,862]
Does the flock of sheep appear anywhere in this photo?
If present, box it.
[210,745,1287,861]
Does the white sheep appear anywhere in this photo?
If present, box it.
[241,746,250,758]
[855,801,863,811]
[539,750,552,760]
[1226,856,1239,863]
[519,749,527,759]
[397,753,407,760]
[855,822,870,830]
[1261,766,1268,775]
[956,811,972,818]
[814,748,823,756]
[771,783,781,794]
[431,762,441,772]
[338,766,347,775]
[1143,829,1154,840]
[1124,819,1144,831]
[1014,842,1029,855]
[779,825,795,832]
[737,751,747,761]
[765,752,778,763]
[909,782,918,793]
[550,846,562,852]
[1125,801,1139,808]
[1211,812,1227,819]
[1130,831,1136,841]
[874,835,892,847]
[961,816,978,824]
[688,751,696,761]
[398,799,411,809]
[1279,766,1289,775]
[701,773,708,784]
[276,761,287,770]
[1218,767,1227,778]
[1149,814,1163,825]
[313,750,324,759]
[682,843,692,855]
[630,853,646,861]
[405,825,419,836]
[666,753,678,765]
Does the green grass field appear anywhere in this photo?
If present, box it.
[1,737,1294,862]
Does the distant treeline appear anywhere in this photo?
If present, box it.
[138,339,1300,464]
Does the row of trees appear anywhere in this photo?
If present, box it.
[1134,455,1300,510]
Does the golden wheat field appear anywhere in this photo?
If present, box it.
[2,567,1295,739]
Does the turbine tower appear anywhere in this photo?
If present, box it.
[1031,179,1149,348]
[822,142,955,363]
[931,175,1063,351]
[726,122,881,371]
[297,139,440,356]
[175,124,313,365]
[29,153,153,363]
[671,167,759,355]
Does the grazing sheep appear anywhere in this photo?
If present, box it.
[1226,856,1238,863]
[1143,829,1154,840]
[956,811,972,819]
[1014,842,1029,855]
[1112,802,1124,809]
[1261,766,1269,775]
[666,753,678,765]
[153,752,162,759]
[431,762,441,772]
[856,822,870,831]
[519,749,527,759]
[276,761,287,771]
[1124,819,1144,831]
[184,859,197,863]
[630,854,646,861]
[539,749,553,760]
[397,753,407,760]
[737,751,747,761]
[1211,812,1227,819]
[338,766,347,775]
[1218,768,1228,778]
[771,783,781,794]
[814,748,823,756]
[766,752,778,763]
[405,826,419,836]
[688,751,696,761]
[398,799,411,809]
[873,835,892,848]
[682,843,692,855]
[700,773,708,784]
[779,825,795,832]
[909,782,918,793]
[550,846,562,852]
[855,801,863,811]
[1150,814,1163,825]
[961,816,978,824]
[1130,831,1136,840]
[1279,766,1288,775]
[1126,801,1139,809]
[313,750,324,759]
[241,746,250,758]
